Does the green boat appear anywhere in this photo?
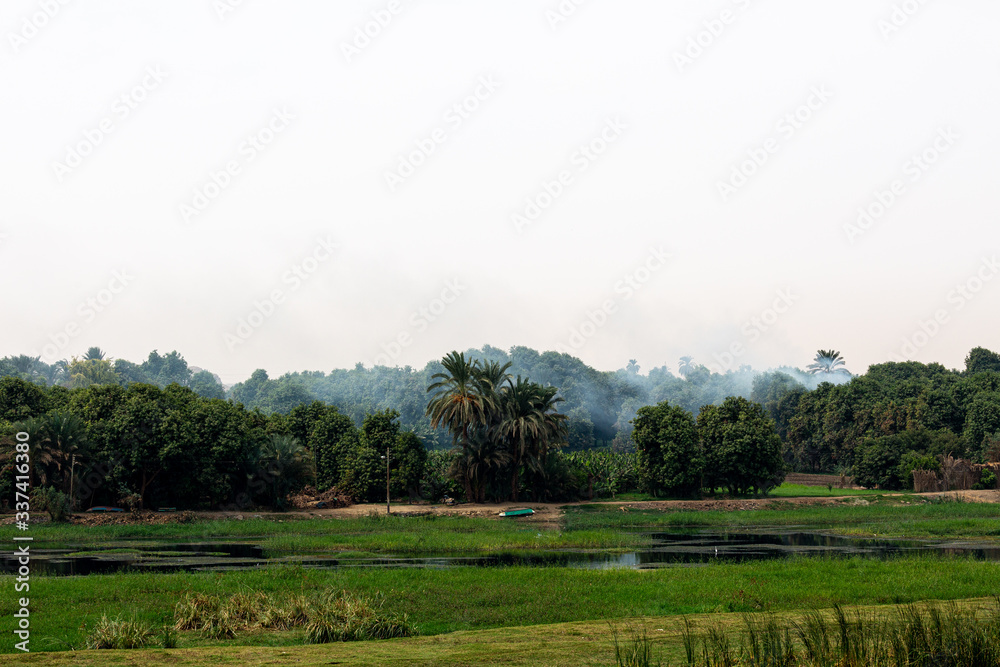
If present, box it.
[498,508,534,517]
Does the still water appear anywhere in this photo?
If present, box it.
[5,530,1000,576]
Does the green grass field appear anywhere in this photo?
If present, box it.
[565,496,1000,538]
[5,598,999,666]
[3,491,1000,664]
[0,512,645,555]
[2,556,999,655]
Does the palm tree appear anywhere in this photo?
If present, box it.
[37,362,65,387]
[495,379,568,502]
[534,384,568,462]
[7,413,87,492]
[255,434,315,509]
[807,350,851,377]
[678,356,694,378]
[83,347,107,361]
[66,357,120,388]
[9,355,40,377]
[6,417,51,488]
[625,359,640,375]
[53,359,70,385]
[426,352,492,501]
[477,359,512,386]
[496,377,545,502]
[456,432,510,503]
[41,413,88,494]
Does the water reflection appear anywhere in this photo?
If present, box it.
[5,531,1000,576]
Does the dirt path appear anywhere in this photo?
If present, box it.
[12,489,996,527]
[218,488,1000,527]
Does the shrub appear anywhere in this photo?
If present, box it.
[898,451,940,490]
[173,593,221,632]
[32,486,71,522]
[160,625,177,649]
[973,468,997,491]
[118,492,143,512]
[305,590,415,643]
[421,449,461,501]
[86,615,155,650]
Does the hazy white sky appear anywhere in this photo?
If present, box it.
[2,0,998,384]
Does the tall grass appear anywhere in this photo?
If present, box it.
[172,587,415,643]
[611,622,662,667]
[679,598,1000,666]
[305,589,414,643]
[85,615,156,649]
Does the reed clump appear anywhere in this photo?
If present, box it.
[85,614,157,649]
[172,588,415,643]
[304,589,414,643]
[678,597,1000,666]
[611,622,662,667]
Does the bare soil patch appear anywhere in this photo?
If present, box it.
[7,490,997,527]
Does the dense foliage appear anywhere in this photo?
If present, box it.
[2,344,998,506]
[425,352,568,502]
[632,402,701,497]
[0,381,426,509]
[699,396,785,495]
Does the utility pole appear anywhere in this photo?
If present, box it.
[381,446,391,514]
[68,454,76,511]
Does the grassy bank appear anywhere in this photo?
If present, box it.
[6,599,999,666]
[768,483,888,498]
[3,555,999,654]
[7,495,1000,558]
[566,497,1000,538]
[0,513,643,555]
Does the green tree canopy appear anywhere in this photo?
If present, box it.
[697,396,784,496]
[632,401,701,497]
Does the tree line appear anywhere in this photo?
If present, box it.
[754,347,1000,488]
[0,380,427,511]
[2,345,998,508]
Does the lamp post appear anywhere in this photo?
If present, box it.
[68,454,76,511]
[381,447,390,514]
